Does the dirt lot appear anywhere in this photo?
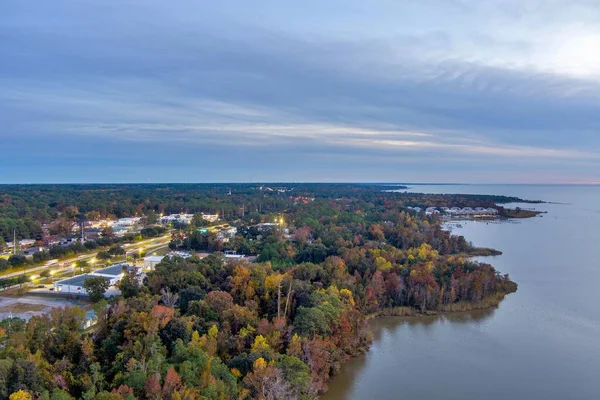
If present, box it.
[0,295,88,320]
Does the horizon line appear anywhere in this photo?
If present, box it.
[1,181,599,186]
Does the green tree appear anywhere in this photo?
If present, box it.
[118,272,140,298]
[96,251,112,261]
[83,277,109,302]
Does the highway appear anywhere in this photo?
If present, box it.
[0,235,171,279]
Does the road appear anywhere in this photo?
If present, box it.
[0,235,171,279]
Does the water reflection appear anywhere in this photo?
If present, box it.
[322,309,497,400]
[324,185,600,400]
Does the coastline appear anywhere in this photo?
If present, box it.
[320,292,514,397]
[366,292,512,319]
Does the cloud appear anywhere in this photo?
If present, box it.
[1,0,599,183]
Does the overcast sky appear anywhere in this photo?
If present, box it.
[1,0,599,183]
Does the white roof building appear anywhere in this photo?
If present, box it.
[54,263,130,295]
[143,255,165,270]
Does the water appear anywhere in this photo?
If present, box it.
[323,185,600,400]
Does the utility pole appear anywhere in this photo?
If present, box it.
[13,229,16,255]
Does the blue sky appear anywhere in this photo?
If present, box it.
[1,0,599,183]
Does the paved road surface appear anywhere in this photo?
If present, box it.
[0,235,170,279]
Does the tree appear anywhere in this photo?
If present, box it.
[8,255,27,267]
[162,367,182,398]
[107,246,125,256]
[159,318,190,354]
[49,389,75,400]
[83,277,109,302]
[96,251,112,261]
[118,272,139,298]
[9,391,32,400]
[243,358,291,400]
[77,260,90,274]
[101,226,115,239]
[179,286,206,314]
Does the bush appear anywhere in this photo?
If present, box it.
[8,255,28,267]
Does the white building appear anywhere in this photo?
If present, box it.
[255,222,280,231]
[143,255,165,270]
[224,250,245,260]
[161,214,194,225]
[114,217,142,227]
[201,213,219,223]
[54,263,131,295]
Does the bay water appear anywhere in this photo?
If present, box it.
[323,185,600,400]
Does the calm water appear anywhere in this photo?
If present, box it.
[323,185,600,400]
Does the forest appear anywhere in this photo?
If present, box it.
[0,183,539,242]
[0,184,519,399]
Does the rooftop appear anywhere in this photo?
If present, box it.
[144,255,165,262]
[94,264,128,277]
[56,274,110,287]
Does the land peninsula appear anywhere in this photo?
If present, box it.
[0,184,536,399]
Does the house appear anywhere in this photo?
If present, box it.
[143,255,165,270]
[19,239,36,248]
[425,207,440,216]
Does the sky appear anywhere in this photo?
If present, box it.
[1,0,599,184]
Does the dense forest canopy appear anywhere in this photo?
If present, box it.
[0,184,521,399]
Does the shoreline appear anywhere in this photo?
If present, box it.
[365,292,512,320]
[321,293,513,397]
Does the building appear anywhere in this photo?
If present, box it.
[114,217,141,227]
[425,207,441,216]
[92,264,130,285]
[143,255,165,270]
[23,247,45,256]
[224,250,245,260]
[255,222,280,231]
[19,239,36,248]
[84,310,98,329]
[53,263,131,295]
[201,213,219,223]
[54,274,111,295]
[161,214,194,225]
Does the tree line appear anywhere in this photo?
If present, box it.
[0,186,518,399]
